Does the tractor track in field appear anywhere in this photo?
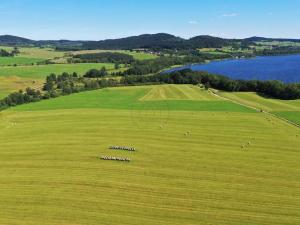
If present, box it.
[209,89,300,129]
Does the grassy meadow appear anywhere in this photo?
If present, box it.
[0,63,121,98]
[71,49,158,60]
[219,91,300,125]
[0,84,299,225]
[0,46,149,99]
[0,63,116,79]
[0,57,45,66]
[0,46,66,66]
[0,76,43,99]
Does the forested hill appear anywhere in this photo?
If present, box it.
[0,35,83,48]
[1,33,300,49]
[0,35,34,45]
[82,34,237,50]
[244,36,300,43]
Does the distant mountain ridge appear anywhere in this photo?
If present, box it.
[0,35,84,47]
[0,35,34,45]
[1,33,300,49]
[244,36,300,43]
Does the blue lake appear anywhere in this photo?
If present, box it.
[165,54,300,83]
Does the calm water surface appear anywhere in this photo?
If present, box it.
[165,54,300,83]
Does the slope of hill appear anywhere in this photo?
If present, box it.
[218,91,300,125]
[82,33,236,50]
[0,35,34,45]
[244,36,300,43]
[0,84,299,225]
[82,33,185,50]
[188,35,234,48]
[0,35,82,47]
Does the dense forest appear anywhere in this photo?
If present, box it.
[71,52,135,64]
[81,33,236,50]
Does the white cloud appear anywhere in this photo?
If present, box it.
[188,20,198,25]
[221,13,239,17]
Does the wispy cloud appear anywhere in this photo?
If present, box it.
[188,20,198,25]
[221,13,239,17]
[267,12,273,16]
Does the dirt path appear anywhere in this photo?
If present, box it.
[209,89,300,129]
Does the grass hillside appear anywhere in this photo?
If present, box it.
[0,63,116,79]
[0,63,119,98]
[0,57,44,66]
[0,84,299,225]
[0,46,65,65]
[13,85,253,112]
[72,50,158,60]
[0,76,43,99]
[219,91,300,125]
[140,85,217,101]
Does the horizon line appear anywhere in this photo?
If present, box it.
[0,33,299,42]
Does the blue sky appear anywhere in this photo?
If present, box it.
[0,0,299,40]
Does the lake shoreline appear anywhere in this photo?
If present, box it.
[163,54,300,83]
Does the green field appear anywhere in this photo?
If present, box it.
[0,63,120,98]
[72,49,158,60]
[0,84,299,225]
[0,46,65,59]
[0,46,66,66]
[0,76,43,99]
[219,91,300,125]
[274,111,300,124]
[0,56,45,66]
[256,41,300,47]
[13,85,254,113]
[0,63,116,79]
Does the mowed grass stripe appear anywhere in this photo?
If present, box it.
[141,85,218,101]
[9,85,255,113]
[0,107,299,225]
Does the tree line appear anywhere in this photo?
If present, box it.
[257,46,300,56]
[0,72,119,110]
[69,52,135,64]
[1,68,300,111]
[116,53,229,76]
[0,47,20,57]
[121,69,300,100]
